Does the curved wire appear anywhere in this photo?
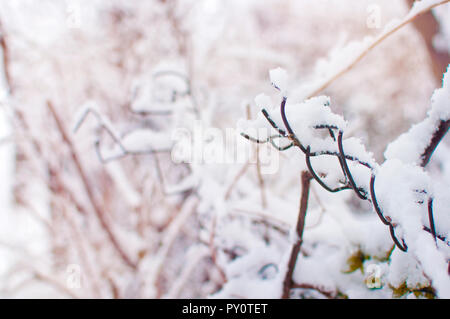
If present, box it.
[389,224,408,252]
[369,174,391,226]
[337,131,368,200]
[242,94,448,252]
[428,198,437,245]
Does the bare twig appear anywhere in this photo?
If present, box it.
[0,21,12,93]
[74,107,172,164]
[291,282,336,299]
[307,0,450,98]
[406,0,450,83]
[281,171,312,299]
[57,199,102,298]
[164,246,209,298]
[152,198,199,298]
[245,88,449,251]
[224,162,250,200]
[208,215,227,284]
[33,270,80,299]
[247,104,267,209]
[255,145,268,209]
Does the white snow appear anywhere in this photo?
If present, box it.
[121,129,173,152]
[385,65,450,164]
[269,67,288,96]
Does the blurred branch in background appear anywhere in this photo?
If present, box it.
[406,0,450,83]
[281,171,312,299]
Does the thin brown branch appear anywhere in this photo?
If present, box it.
[48,166,89,216]
[281,171,312,299]
[246,104,267,208]
[209,215,227,284]
[0,21,13,93]
[47,101,137,269]
[308,0,450,98]
[406,0,450,83]
[291,282,336,299]
[255,145,268,209]
[305,184,326,230]
[57,200,103,298]
[33,270,80,299]
[224,162,250,200]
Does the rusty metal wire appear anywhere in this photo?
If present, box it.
[243,95,449,252]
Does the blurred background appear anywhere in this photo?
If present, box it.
[0,0,448,298]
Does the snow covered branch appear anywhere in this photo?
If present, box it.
[242,65,450,296]
[305,0,450,99]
